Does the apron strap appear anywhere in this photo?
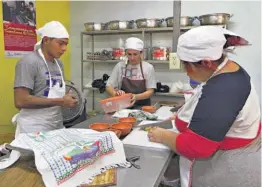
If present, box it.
[124,60,145,79]
[140,61,145,80]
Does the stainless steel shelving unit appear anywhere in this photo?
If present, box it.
[80,1,227,111]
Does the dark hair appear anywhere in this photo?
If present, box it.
[29,2,34,6]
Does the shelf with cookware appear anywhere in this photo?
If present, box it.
[80,14,231,110]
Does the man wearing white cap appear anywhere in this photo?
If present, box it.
[13,21,77,137]
[148,26,260,187]
[106,37,156,108]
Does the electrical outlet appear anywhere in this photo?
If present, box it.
[169,53,181,69]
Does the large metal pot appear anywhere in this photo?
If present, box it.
[198,13,233,25]
[108,20,134,30]
[136,18,164,28]
[166,16,194,27]
[84,22,105,31]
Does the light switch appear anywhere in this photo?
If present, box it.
[169,53,181,69]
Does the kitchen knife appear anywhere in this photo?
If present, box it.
[133,119,173,130]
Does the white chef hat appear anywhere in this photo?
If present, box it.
[177,26,249,62]
[34,21,69,50]
[124,37,144,51]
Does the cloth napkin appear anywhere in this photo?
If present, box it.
[10,129,129,187]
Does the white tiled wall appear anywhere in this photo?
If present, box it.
[69,1,261,112]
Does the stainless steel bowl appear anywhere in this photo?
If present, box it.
[166,16,194,27]
[198,13,232,25]
[136,18,163,28]
[108,20,133,30]
[84,22,104,31]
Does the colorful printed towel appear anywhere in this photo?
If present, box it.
[10,129,128,187]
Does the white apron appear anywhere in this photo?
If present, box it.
[15,48,66,138]
[179,59,228,187]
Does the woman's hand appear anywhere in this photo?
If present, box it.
[131,94,136,105]
[115,90,125,96]
[147,127,167,143]
[168,114,177,121]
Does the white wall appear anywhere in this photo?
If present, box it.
[69,1,261,112]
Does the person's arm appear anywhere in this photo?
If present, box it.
[149,75,252,159]
[14,88,64,109]
[106,63,122,96]
[135,88,154,100]
[13,58,77,109]
[106,86,117,97]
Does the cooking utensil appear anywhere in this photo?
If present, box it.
[84,22,105,31]
[111,123,133,136]
[108,20,133,30]
[126,156,140,169]
[198,13,233,25]
[119,117,137,127]
[159,101,178,107]
[5,144,34,155]
[136,18,164,28]
[166,16,194,27]
[133,119,172,130]
[104,22,110,30]
[170,105,182,113]
[62,81,86,125]
[89,123,111,131]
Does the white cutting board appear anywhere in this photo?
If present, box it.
[122,120,178,150]
[154,106,175,120]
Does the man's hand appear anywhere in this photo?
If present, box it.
[115,90,125,96]
[62,90,77,108]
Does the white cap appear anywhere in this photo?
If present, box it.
[177,26,249,62]
[124,37,144,51]
[34,21,69,50]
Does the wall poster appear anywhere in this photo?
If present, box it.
[2,0,37,58]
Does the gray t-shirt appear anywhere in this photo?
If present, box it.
[14,51,64,97]
[106,61,156,90]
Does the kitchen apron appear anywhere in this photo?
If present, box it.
[15,48,65,138]
[121,61,151,108]
[176,58,261,187]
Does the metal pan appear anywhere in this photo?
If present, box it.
[198,13,233,25]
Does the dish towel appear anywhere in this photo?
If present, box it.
[11,129,129,187]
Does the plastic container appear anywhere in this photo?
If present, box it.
[100,93,132,113]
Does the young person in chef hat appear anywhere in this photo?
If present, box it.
[148,26,261,187]
[106,37,156,109]
[13,21,77,138]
